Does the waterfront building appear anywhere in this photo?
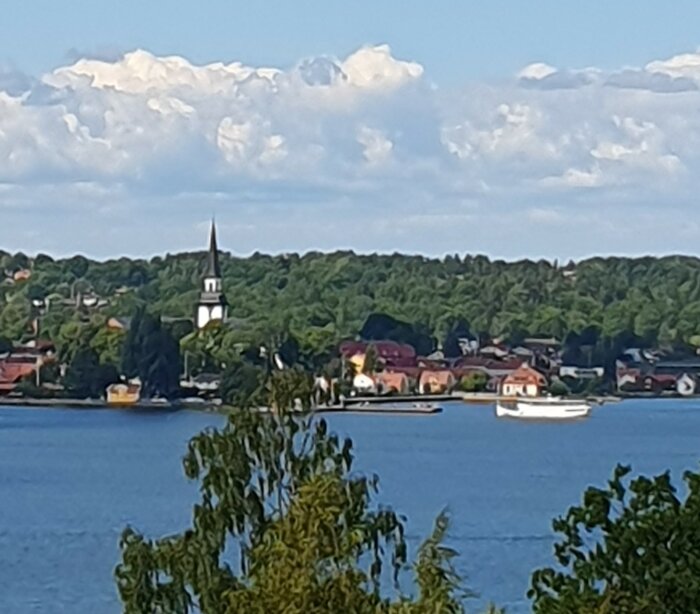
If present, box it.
[196,221,228,330]
[418,370,456,394]
[106,382,141,406]
[500,363,547,397]
[339,340,417,370]
[376,371,410,394]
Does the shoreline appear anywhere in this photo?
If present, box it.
[0,392,693,413]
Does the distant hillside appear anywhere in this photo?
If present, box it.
[2,250,700,358]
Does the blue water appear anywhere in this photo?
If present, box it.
[1,400,699,613]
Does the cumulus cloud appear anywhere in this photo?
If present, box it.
[605,69,697,93]
[518,63,599,90]
[3,45,700,258]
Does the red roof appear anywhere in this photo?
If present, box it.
[339,340,417,363]
[419,370,456,387]
[384,366,422,378]
[645,374,677,384]
[502,364,547,386]
[0,361,35,384]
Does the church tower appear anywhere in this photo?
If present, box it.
[196,221,228,329]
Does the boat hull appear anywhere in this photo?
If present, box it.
[496,399,591,420]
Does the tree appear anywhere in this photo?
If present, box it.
[363,343,379,374]
[62,344,120,399]
[219,361,265,408]
[530,464,700,613]
[0,336,11,355]
[90,326,125,366]
[121,308,144,379]
[121,308,181,397]
[26,283,47,302]
[547,379,570,397]
[115,375,476,614]
[458,371,487,392]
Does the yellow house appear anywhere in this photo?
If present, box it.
[106,382,141,407]
[348,352,366,374]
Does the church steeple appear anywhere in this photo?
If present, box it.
[205,220,222,278]
[196,220,228,330]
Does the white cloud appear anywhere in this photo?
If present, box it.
[339,44,423,89]
[517,63,557,81]
[356,125,393,165]
[44,49,280,94]
[2,45,700,258]
[646,51,700,80]
[540,166,603,189]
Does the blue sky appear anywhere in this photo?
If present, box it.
[4,1,700,83]
[2,2,700,260]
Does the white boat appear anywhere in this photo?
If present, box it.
[496,397,591,420]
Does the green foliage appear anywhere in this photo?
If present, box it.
[6,251,700,390]
[64,345,120,398]
[115,376,471,614]
[547,379,570,397]
[361,313,435,356]
[530,464,700,613]
[219,361,266,408]
[0,335,11,354]
[121,308,180,397]
[14,377,52,399]
[363,343,379,374]
[2,251,700,360]
[458,371,488,392]
[89,327,125,366]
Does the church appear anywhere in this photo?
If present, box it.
[196,221,228,329]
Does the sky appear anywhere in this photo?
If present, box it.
[3,1,700,260]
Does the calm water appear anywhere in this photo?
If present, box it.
[1,399,700,613]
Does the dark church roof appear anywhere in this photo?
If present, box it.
[205,221,222,278]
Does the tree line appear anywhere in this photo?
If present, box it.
[3,250,700,397]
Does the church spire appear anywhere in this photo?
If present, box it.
[196,219,228,330]
[205,219,222,278]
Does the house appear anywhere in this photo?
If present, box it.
[352,373,376,394]
[180,373,221,392]
[13,269,31,282]
[654,360,700,376]
[0,340,56,394]
[479,345,509,360]
[677,373,697,397]
[106,382,141,406]
[559,366,605,379]
[107,317,132,332]
[523,337,561,351]
[347,352,366,375]
[562,266,577,281]
[643,374,677,394]
[500,363,547,397]
[616,361,641,391]
[0,361,37,393]
[418,370,455,394]
[376,372,410,394]
[339,340,417,370]
[512,346,534,359]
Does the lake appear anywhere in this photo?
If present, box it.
[1,399,699,612]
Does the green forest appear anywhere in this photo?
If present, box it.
[2,249,700,396]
